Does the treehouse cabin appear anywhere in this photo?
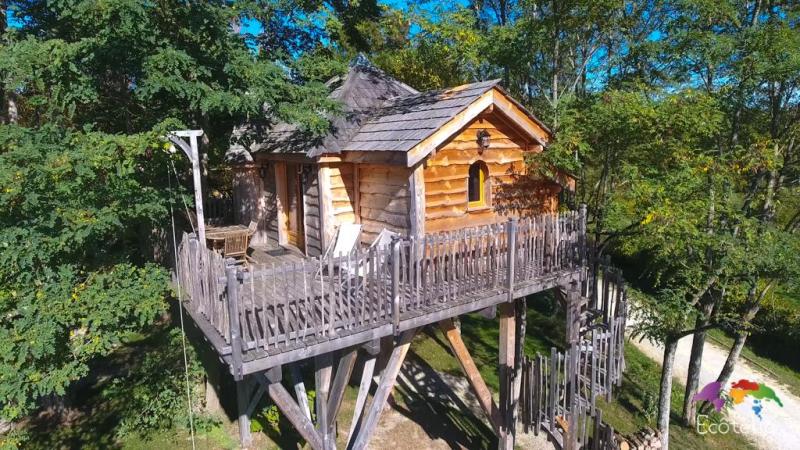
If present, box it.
[174,59,625,450]
[227,59,565,255]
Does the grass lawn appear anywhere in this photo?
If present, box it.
[706,329,800,398]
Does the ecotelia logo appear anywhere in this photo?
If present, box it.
[693,379,783,420]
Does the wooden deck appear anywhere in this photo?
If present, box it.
[177,211,586,379]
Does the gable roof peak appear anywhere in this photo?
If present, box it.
[350,53,376,70]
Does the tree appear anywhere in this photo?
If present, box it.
[0,0,336,426]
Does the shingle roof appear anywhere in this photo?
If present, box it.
[227,58,547,164]
[228,58,418,161]
[342,79,500,153]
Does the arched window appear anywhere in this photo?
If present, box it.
[468,161,488,207]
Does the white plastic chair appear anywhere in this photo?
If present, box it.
[329,223,362,258]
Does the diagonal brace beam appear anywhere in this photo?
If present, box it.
[264,375,325,450]
[348,330,416,450]
[439,318,501,433]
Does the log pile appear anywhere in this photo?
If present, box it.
[617,427,663,450]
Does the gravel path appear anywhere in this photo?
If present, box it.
[631,334,800,450]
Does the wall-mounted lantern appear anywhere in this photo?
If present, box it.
[477,129,490,154]
[258,164,269,179]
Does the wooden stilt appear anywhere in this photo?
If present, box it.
[236,377,253,448]
[498,302,516,450]
[347,353,377,446]
[439,318,501,432]
[327,347,358,438]
[349,330,416,450]
[266,377,324,450]
[315,354,333,449]
[512,297,527,438]
[290,363,312,422]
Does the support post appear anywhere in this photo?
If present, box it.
[265,370,324,450]
[506,218,517,302]
[315,354,333,450]
[348,343,379,446]
[498,302,516,450]
[236,377,253,448]
[512,298,527,439]
[290,364,312,422]
[168,130,206,243]
[328,348,358,438]
[391,237,401,335]
[226,262,244,380]
[350,330,416,450]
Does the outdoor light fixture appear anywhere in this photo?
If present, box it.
[258,164,269,179]
[477,129,490,153]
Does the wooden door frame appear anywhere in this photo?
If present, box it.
[275,161,308,253]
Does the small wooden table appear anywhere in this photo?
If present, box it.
[206,225,250,254]
[206,224,250,241]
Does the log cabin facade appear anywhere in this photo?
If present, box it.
[227,59,562,255]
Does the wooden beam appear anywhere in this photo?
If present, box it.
[489,89,550,145]
[290,364,312,422]
[315,354,333,449]
[236,378,253,447]
[342,150,407,165]
[267,379,325,450]
[439,319,501,432]
[347,354,377,446]
[408,163,425,239]
[274,161,288,246]
[317,165,335,249]
[498,302,516,450]
[349,330,416,450]
[512,298,527,439]
[327,348,358,430]
[353,164,361,224]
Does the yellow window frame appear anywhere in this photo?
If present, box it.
[468,162,487,208]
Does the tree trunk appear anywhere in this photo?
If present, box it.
[658,337,678,450]
[682,325,707,426]
[716,331,748,389]
[682,298,715,426]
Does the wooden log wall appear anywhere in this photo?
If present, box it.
[423,114,557,234]
[318,163,358,249]
[303,166,323,257]
[232,165,276,245]
[358,163,412,244]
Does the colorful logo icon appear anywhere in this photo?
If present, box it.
[692,379,783,420]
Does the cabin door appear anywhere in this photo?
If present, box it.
[285,163,305,250]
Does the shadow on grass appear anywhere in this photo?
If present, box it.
[390,350,497,449]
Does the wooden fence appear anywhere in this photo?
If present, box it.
[176,211,585,369]
[520,259,628,450]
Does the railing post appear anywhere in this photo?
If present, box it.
[187,236,199,312]
[506,218,517,302]
[391,236,401,335]
[579,204,587,269]
[226,261,244,380]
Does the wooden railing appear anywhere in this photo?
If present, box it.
[176,210,587,374]
[520,257,628,449]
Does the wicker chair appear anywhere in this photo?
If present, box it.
[246,220,258,235]
[224,221,258,266]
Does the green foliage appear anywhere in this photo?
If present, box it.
[103,328,203,438]
[0,124,173,421]
[0,0,339,427]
